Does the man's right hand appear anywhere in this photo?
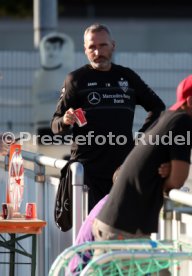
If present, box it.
[158,162,171,178]
[63,108,76,125]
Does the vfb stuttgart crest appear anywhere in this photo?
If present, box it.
[118,80,129,93]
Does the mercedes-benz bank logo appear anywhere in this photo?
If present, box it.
[87,92,101,105]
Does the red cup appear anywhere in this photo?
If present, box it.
[2,203,13,219]
[2,203,8,219]
[25,203,37,219]
[74,108,87,127]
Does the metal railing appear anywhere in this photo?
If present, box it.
[4,150,88,243]
[2,150,88,276]
[163,189,192,240]
[48,188,192,276]
[1,149,192,275]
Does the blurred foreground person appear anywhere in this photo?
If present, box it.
[93,75,192,269]
[69,163,170,273]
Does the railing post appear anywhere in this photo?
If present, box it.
[4,155,9,171]
[70,162,84,245]
[83,185,89,220]
[163,197,174,240]
[34,163,45,183]
[34,162,46,276]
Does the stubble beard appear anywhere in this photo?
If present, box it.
[90,59,111,71]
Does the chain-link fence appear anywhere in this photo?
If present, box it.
[1,51,192,134]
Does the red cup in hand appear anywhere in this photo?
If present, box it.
[74,108,87,127]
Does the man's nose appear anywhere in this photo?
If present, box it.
[94,49,100,55]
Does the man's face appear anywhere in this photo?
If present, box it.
[84,30,115,71]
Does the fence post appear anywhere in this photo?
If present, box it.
[70,162,84,244]
[163,197,174,240]
[34,163,45,183]
[34,162,46,276]
[83,185,89,220]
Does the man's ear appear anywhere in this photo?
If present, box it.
[112,40,115,51]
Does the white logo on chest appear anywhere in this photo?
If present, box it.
[87,92,101,105]
[87,82,97,86]
[118,79,129,93]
